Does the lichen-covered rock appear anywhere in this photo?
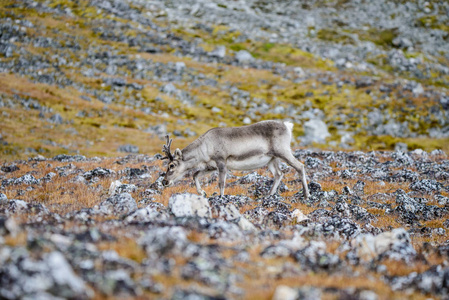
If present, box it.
[1,165,19,173]
[390,265,449,296]
[0,193,7,204]
[82,167,116,181]
[124,205,169,223]
[0,200,50,216]
[97,193,137,217]
[117,144,139,153]
[2,174,40,186]
[139,226,188,257]
[243,206,269,226]
[96,269,142,297]
[52,154,87,162]
[208,221,243,241]
[169,193,211,218]
[0,216,19,236]
[208,194,253,208]
[409,179,442,194]
[292,240,341,272]
[349,228,416,264]
[108,180,137,195]
[0,250,93,299]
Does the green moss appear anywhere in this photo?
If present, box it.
[229,43,247,52]
[351,28,399,49]
[316,28,355,45]
[262,43,275,52]
[418,15,449,32]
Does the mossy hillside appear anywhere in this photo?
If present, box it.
[1,0,448,160]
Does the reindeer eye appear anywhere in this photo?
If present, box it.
[169,163,175,169]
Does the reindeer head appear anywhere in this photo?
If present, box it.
[161,135,186,187]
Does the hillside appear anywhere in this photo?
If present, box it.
[1,0,448,159]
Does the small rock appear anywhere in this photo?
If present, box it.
[139,226,188,256]
[125,205,168,223]
[0,193,7,204]
[291,208,309,223]
[350,228,416,263]
[97,193,137,217]
[302,119,330,145]
[14,174,39,185]
[117,144,139,153]
[82,167,115,180]
[272,285,298,300]
[48,113,63,124]
[1,165,19,173]
[0,216,19,236]
[109,180,137,195]
[409,179,442,194]
[235,50,254,63]
[208,45,226,58]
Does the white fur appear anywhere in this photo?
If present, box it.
[284,121,293,140]
[227,155,273,171]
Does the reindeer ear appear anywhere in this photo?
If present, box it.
[174,148,183,160]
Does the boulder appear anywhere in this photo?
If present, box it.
[139,226,188,256]
[0,250,93,299]
[97,193,137,217]
[235,50,253,63]
[169,193,211,218]
[350,228,416,263]
[302,119,330,145]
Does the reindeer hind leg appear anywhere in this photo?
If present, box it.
[268,158,283,195]
[275,151,310,199]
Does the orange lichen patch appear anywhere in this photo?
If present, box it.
[3,231,28,247]
[187,230,209,244]
[411,232,449,246]
[235,269,420,300]
[371,214,403,231]
[382,256,445,277]
[97,238,147,264]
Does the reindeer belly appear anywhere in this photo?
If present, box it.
[227,154,272,171]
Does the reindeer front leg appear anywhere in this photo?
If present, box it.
[193,169,214,197]
[217,161,227,196]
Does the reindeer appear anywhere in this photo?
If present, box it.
[161,120,310,199]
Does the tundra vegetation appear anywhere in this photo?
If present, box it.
[1,0,449,299]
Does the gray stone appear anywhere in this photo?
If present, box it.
[235,50,254,63]
[0,193,7,204]
[97,193,137,217]
[48,114,63,124]
[350,228,416,263]
[117,144,139,153]
[0,216,19,236]
[14,174,39,185]
[302,119,330,145]
[124,205,168,223]
[409,179,442,194]
[82,167,115,180]
[208,45,226,58]
[169,193,211,218]
[139,226,188,256]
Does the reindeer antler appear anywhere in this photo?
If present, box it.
[161,135,174,161]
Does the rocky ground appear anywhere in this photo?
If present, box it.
[1,150,449,299]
